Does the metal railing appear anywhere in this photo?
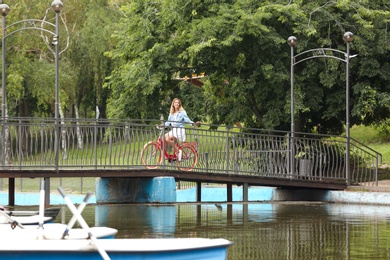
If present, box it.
[0,118,382,187]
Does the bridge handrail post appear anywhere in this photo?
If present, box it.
[286,133,291,178]
[162,124,166,167]
[94,117,97,170]
[1,120,3,166]
[40,122,44,167]
[290,132,295,177]
[18,119,22,169]
[375,155,379,186]
[225,126,230,173]
[109,123,113,167]
[205,152,209,173]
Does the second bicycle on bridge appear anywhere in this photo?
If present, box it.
[0,118,381,189]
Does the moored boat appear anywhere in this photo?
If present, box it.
[6,207,61,219]
[0,237,232,260]
[0,214,52,225]
[1,207,61,225]
[0,223,118,240]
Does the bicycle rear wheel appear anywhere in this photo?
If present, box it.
[177,143,197,171]
[141,141,162,169]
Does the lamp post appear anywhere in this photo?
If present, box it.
[343,32,354,185]
[52,0,63,172]
[0,5,8,163]
[288,32,354,184]
[50,0,63,206]
[0,1,64,205]
[287,36,297,177]
[0,3,9,124]
[0,2,11,205]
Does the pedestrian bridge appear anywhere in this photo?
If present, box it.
[0,118,382,203]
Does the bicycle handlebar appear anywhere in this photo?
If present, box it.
[155,124,200,130]
[155,124,171,131]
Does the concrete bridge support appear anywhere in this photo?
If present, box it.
[95,177,176,204]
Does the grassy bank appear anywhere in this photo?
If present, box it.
[349,125,390,180]
[350,125,390,165]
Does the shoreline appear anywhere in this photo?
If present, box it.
[2,185,390,206]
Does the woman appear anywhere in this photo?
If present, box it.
[164,98,201,160]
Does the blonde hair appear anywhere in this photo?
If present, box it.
[170,98,184,114]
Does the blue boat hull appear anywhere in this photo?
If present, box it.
[1,247,227,260]
[0,238,231,260]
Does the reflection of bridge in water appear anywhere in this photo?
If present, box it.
[93,203,388,259]
[0,118,382,204]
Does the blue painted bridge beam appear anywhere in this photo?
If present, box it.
[95,177,176,204]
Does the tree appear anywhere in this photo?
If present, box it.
[106,0,390,135]
[1,0,121,119]
[65,0,120,119]
[3,0,390,137]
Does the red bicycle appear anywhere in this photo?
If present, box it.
[141,125,198,171]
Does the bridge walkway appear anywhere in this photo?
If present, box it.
[0,118,381,204]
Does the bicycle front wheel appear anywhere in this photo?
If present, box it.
[141,141,162,169]
[177,143,198,171]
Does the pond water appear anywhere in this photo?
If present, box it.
[38,202,390,259]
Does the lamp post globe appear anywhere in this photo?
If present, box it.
[0,4,9,16]
[288,36,297,47]
[51,0,63,13]
[343,32,354,43]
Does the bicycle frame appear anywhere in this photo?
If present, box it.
[141,125,199,171]
[156,127,177,160]
[159,126,198,160]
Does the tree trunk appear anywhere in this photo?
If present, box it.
[75,106,83,149]
[59,105,68,160]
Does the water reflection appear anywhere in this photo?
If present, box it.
[95,205,176,238]
[54,202,390,259]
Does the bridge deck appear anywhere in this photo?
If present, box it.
[0,118,379,205]
[0,169,347,190]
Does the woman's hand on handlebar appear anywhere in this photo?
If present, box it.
[156,124,171,130]
[193,121,202,127]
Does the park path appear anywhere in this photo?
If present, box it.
[349,180,390,192]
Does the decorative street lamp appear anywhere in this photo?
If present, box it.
[288,32,354,184]
[0,3,9,132]
[343,32,354,186]
[52,0,63,172]
[0,2,11,206]
[1,1,64,205]
[287,36,297,178]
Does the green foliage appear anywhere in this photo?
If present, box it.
[64,0,121,118]
[2,0,120,118]
[2,0,390,142]
[102,0,390,136]
[350,124,390,165]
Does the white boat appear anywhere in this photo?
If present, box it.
[5,207,61,218]
[0,214,52,225]
[0,223,118,240]
[0,237,232,259]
